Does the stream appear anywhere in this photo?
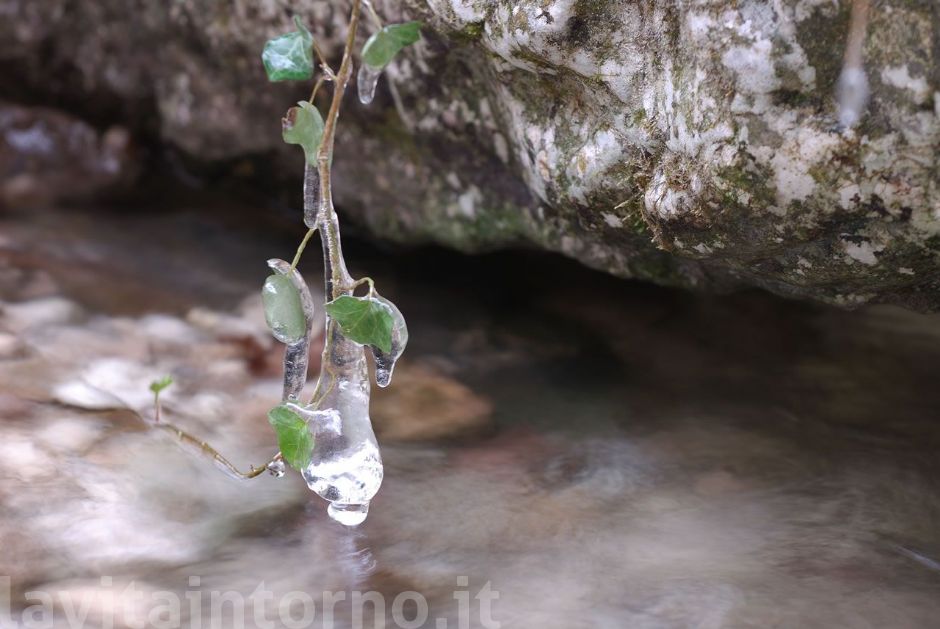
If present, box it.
[1,204,939,628]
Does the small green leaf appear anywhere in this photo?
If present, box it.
[262,274,307,344]
[324,295,394,353]
[361,21,422,69]
[282,101,324,167]
[261,16,314,82]
[149,376,173,395]
[267,405,314,471]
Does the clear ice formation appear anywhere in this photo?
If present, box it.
[357,63,382,105]
[266,459,286,477]
[303,167,319,229]
[289,324,384,526]
[369,294,408,388]
[266,259,316,402]
[261,274,306,344]
[836,66,869,129]
[294,162,387,526]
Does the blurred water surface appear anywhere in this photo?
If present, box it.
[1,206,939,628]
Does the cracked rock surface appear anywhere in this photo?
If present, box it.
[2,0,937,308]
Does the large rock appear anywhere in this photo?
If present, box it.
[1,0,937,308]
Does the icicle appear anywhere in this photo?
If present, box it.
[836,0,871,129]
[357,64,382,105]
[836,67,869,129]
[289,328,384,526]
[266,259,316,402]
[369,295,408,388]
[303,163,319,229]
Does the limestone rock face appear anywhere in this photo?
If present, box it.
[2,0,937,308]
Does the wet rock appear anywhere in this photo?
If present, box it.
[0,101,136,209]
[2,0,938,307]
[372,363,493,442]
[0,332,25,359]
[0,296,82,333]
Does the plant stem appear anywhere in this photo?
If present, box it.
[155,423,280,480]
[363,0,384,29]
[291,227,316,271]
[309,76,326,104]
[312,39,334,76]
[301,0,362,407]
[311,0,360,298]
[63,378,279,481]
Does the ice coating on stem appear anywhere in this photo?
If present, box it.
[266,259,316,402]
[291,326,383,526]
[357,64,382,105]
[303,165,319,229]
[369,294,408,387]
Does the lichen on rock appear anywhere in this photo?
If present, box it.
[1,0,937,308]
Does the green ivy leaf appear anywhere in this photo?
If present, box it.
[324,295,394,353]
[267,405,314,471]
[262,274,307,344]
[361,21,422,69]
[282,101,324,167]
[262,16,314,82]
[149,376,173,395]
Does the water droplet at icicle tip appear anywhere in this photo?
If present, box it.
[357,64,382,105]
[370,294,408,388]
[328,502,370,526]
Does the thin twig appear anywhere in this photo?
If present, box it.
[312,39,334,77]
[314,0,361,298]
[291,227,317,270]
[309,76,326,104]
[363,0,384,29]
[66,378,281,481]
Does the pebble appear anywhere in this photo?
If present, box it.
[372,363,493,442]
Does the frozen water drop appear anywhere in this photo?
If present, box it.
[357,64,382,105]
[266,459,286,478]
[370,294,408,388]
[836,66,869,129]
[373,355,394,388]
[328,502,369,526]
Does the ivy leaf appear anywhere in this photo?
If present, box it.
[149,376,173,395]
[282,101,324,167]
[262,16,315,82]
[324,295,394,353]
[267,405,314,471]
[262,274,307,344]
[361,21,422,69]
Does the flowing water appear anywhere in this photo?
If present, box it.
[1,206,939,628]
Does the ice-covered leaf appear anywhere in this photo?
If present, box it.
[149,376,173,395]
[324,295,394,353]
[282,101,324,166]
[262,16,314,82]
[361,21,422,70]
[262,274,307,344]
[369,295,408,387]
[267,405,314,471]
